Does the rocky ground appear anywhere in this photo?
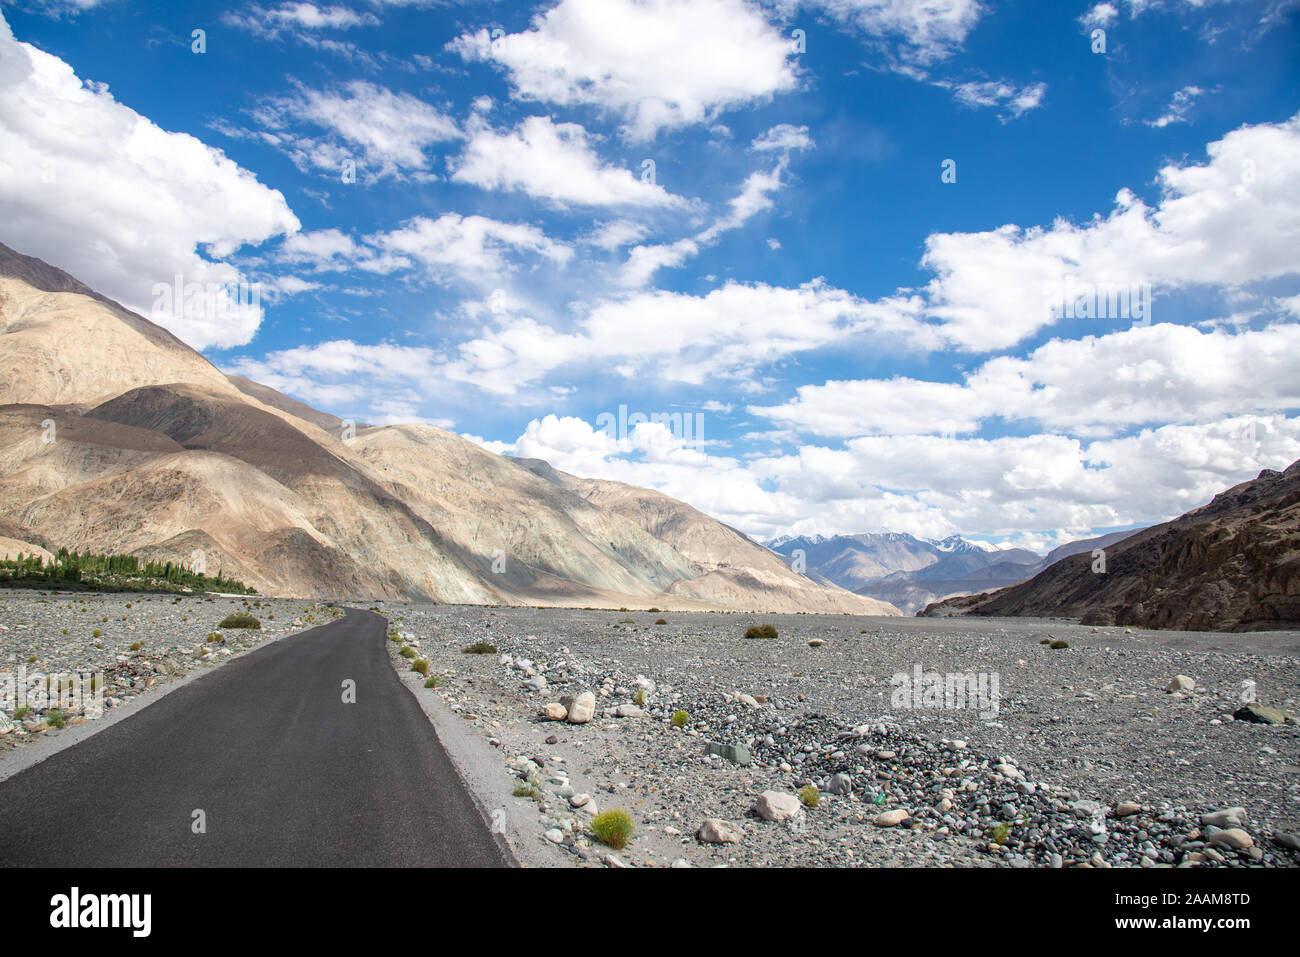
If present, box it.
[379,602,1300,868]
[0,590,340,744]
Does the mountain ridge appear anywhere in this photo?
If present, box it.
[0,242,898,615]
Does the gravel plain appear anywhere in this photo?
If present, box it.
[4,591,1296,869]
[378,602,1300,869]
[0,590,341,749]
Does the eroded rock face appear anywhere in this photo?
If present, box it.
[922,462,1300,632]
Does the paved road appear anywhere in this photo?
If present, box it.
[0,608,510,867]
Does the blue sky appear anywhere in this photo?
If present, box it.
[1,0,1298,549]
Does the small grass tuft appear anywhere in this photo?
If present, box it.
[218,612,260,630]
[799,785,820,808]
[128,641,143,652]
[671,709,689,728]
[654,618,667,625]
[989,821,1011,844]
[398,646,416,659]
[744,624,778,640]
[423,676,439,689]
[462,640,497,655]
[590,808,635,850]
[1049,640,1069,649]
[45,709,67,730]
[411,658,429,675]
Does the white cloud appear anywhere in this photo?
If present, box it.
[584,220,652,250]
[1146,84,1209,127]
[751,321,1300,437]
[224,3,380,36]
[364,214,573,282]
[946,79,1046,119]
[802,0,985,64]
[910,112,1300,350]
[1079,2,1119,29]
[621,157,793,285]
[449,0,800,140]
[251,80,458,181]
[449,115,685,208]
[500,408,1300,543]
[0,12,299,349]
[272,215,571,286]
[752,123,814,152]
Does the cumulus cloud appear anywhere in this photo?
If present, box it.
[449,115,686,208]
[0,11,299,349]
[751,321,1300,437]
[449,0,801,140]
[911,112,1300,350]
[499,407,1300,543]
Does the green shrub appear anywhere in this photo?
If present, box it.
[411,658,429,675]
[634,688,647,707]
[671,710,689,728]
[399,646,416,659]
[1049,640,1069,649]
[590,809,635,850]
[989,822,1011,844]
[513,781,540,799]
[206,632,224,644]
[46,709,67,730]
[799,785,820,808]
[14,705,30,720]
[655,618,667,625]
[423,676,439,689]
[91,628,102,638]
[462,640,497,655]
[744,624,778,640]
[218,612,260,630]
[128,641,143,652]
[1039,638,1051,644]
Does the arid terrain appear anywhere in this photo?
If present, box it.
[377,602,1300,868]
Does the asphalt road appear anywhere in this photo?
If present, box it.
[0,608,511,867]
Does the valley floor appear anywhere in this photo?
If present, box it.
[2,591,1296,868]
[380,603,1300,868]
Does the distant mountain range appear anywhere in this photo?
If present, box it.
[922,464,1300,632]
[765,529,1140,615]
[0,241,896,615]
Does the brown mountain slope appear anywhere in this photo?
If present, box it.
[0,243,897,613]
[921,463,1300,631]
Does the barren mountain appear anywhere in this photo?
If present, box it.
[921,464,1300,631]
[0,242,896,614]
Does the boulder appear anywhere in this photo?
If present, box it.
[697,819,743,844]
[540,702,568,721]
[562,691,596,724]
[1234,703,1295,725]
[703,741,752,766]
[1166,675,1196,693]
[753,791,804,822]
